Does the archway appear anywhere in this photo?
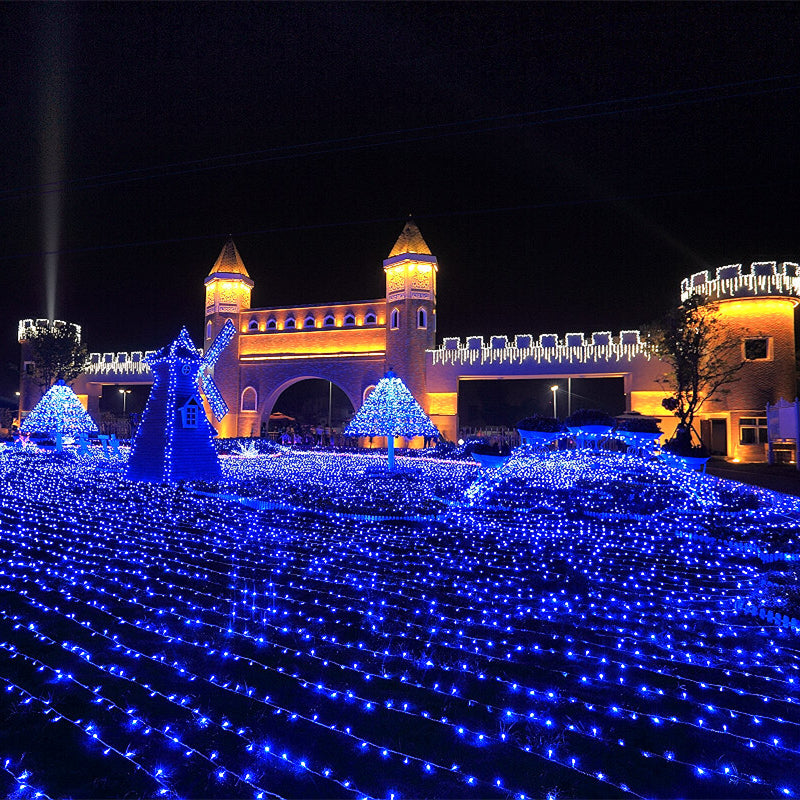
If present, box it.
[265,378,355,442]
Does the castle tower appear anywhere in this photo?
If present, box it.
[383,219,437,411]
[204,239,253,437]
[679,261,800,460]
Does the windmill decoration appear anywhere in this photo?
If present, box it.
[127,320,236,483]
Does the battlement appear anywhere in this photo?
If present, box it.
[429,330,647,366]
[18,318,82,343]
[85,351,155,376]
[680,261,800,303]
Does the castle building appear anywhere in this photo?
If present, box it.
[203,219,437,439]
[17,221,800,462]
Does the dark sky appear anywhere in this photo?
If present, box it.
[3,2,800,398]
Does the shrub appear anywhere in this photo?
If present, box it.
[615,415,662,433]
[565,408,613,427]
[661,438,709,458]
[516,415,565,433]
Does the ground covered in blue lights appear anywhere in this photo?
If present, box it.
[0,446,799,799]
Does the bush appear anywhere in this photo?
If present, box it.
[661,438,709,458]
[516,415,565,433]
[565,408,613,427]
[614,415,662,433]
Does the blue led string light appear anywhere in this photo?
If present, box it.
[0,445,799,798]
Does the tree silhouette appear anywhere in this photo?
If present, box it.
[28,324,88,396]
[645,293,746,444]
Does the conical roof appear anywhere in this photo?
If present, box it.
[207,238,252,280]
[388,219,432,258]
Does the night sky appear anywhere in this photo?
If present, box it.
[3,2,800,399]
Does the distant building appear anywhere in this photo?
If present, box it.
[18,221,799,462]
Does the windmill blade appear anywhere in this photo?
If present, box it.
[201,319,236,369]
[200,373,229,421]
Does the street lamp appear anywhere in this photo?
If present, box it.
[550,384,558,418]
[119,388,132,413]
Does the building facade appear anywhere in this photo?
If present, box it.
[18,221,800,461]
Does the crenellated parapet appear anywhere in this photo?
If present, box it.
[85,351,155,376]
[680,261,800,303]
[18,318,82,343]
[429,330,647,366]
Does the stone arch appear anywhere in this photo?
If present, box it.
[262,375,361,426]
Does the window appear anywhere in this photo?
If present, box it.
[364,312,377,325]
[180,398,201,428]
[323,314,335,327]
[390,308,400,329]
[739,417,768,445]
[743,337,771,360]
[285,317,296,329]
[24,360,34,376]
[304,315,316,329]
[417,307,427,329]
[248,319,259,331]
[266,318,277,330]
[344,313,355,326]
[206,321,212,340]
[241,386,257,412]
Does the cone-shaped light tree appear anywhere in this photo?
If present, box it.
[344,370,438,470]
[20,379,99,435]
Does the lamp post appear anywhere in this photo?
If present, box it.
[550,384,558,418]
[119,388,131,413]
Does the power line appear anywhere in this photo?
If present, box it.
[0,176,792,264]
[2,72,799,202]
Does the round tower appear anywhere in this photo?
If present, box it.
[203,239,253,437]
[383,219,437,411]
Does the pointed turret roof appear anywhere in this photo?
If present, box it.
[388,218,432,258]
[206,238,253,284]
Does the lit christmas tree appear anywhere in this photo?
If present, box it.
[344,370,438,470]
[20,379,99,435]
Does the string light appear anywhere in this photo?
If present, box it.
[0,446,798,798]
[19,380,99,436]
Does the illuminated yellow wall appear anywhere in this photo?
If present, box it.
[239,327,386,359]
[206,279,252,312]
[427,392,458,416]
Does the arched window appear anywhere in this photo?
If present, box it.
[364,312,377,325]
[417,307,427,329]
[285,317,296,329]
[323,314,335,327]
[241,386,258,412]
[248,319,259,331]
[206,321,212,340]
[344,313,355,326]
[304,315,316,329]
[266,318,277,330]
[363,385,376,403]
[390,308,400,330]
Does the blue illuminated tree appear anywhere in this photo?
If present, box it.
[20,379,99,435]
[344,370,438,470]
